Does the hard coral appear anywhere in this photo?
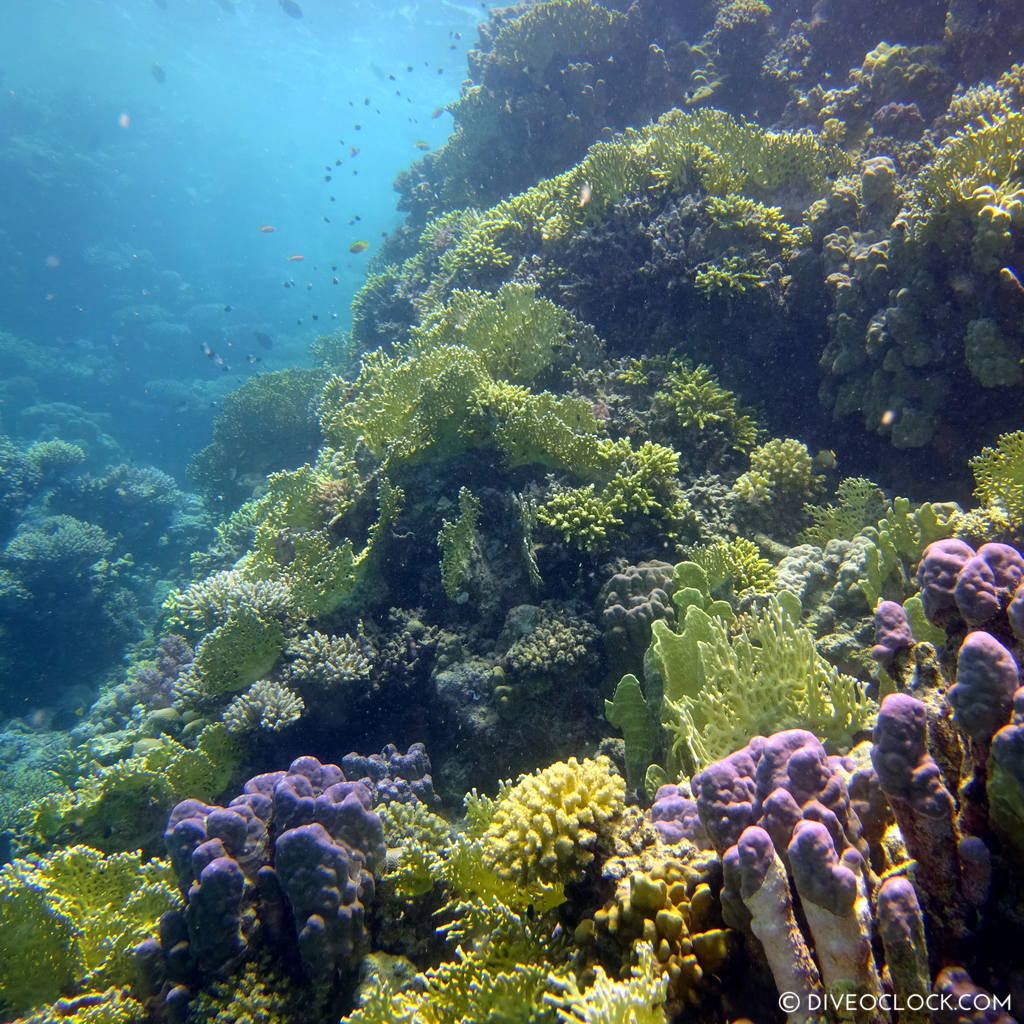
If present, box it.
[482,756,625,885]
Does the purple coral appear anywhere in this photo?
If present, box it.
[875,876,930,1023]
[1007,579,1024,642]
[954,543,1024,626]
[150,755,384,1013]
[870,600,914,672]
[692,738,764,853]
[787,820,880,999]
[950,632,1021,743]
[693,730,859,860]
[650,783,709,846]
[274,822,369,984]
[341,742,436,805]
[917,539,975,626]
[872,694,968,956]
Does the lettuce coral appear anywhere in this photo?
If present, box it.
[655,592,873,768]
[0,846,176,1017]
[969,429,1024,527]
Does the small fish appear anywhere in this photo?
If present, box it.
[259,225,276,232]
[151,63,166,83]
[414,140,430,150]
[223,304,232,312]
[287,254,305,262]
[578,182,592,207]
[431,107,445,118]
[200,343,228,370]
[350,146,360,156]
[279,0,303,18]
[213,0,235,12]
[154,0,168,8]
[246,354,262,364]
[812,449,838,471]
[349,240,369,254]
[253,331,273,350]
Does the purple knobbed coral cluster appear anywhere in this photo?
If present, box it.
[340,742,436,805]
[688,709,1013,1018]
[649,782,709,846]
[918,540,1024,634]
[136,755,384,1018]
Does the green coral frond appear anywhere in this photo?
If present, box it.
[801,477,890,546]
[969,429,1024,525]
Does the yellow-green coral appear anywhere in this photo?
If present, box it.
[185,609,285,697]
[731,437,818,507]
[687,537,774,595]
[438,487,482,600]
[538,439,690,550]
[801,477,889,546]
[656,593,873,768]
[0,847,176,1017]
[22,725,239,853]
[489,0,624,86]
[652,363,759,453]
[905,111,1024,241]
[430,107,846,297]
[411,282,571,385]
[545,942,668,1024]
[482,756,625,885]
[968,429,1024,527]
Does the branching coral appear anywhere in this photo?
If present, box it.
[801,477,889,546]
[545,942,668,1024]
[223,680,305,733]
[22,725,239,854]
[286,630,371,685]
[969,429,1024,527]
[651,363,759,455]
[731,438,819,509]
[687,537,774,596]
[482,756,625,885]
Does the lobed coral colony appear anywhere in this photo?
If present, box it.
[7,0,1024,1022]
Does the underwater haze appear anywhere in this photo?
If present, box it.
[3,0,1024,1022]
[0,0,472,471]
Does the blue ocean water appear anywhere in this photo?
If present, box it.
[0,0,474,472]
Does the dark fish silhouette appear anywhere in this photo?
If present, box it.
[151,63,166,83]
[253,331,273,350]
[279,0,303,18]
